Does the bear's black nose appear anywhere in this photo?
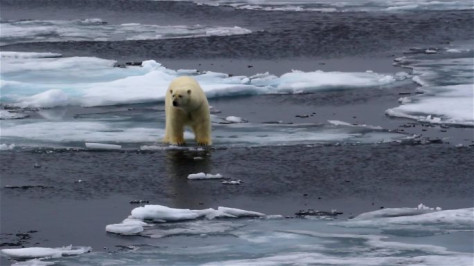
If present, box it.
[172,101,178,107]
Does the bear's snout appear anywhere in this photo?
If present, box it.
[172,100,178,107]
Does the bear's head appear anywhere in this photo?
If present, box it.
[169,88,192,109]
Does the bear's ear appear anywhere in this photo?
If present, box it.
[187,89,191,94]
[170,89,173,94]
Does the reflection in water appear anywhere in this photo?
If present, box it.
[165,148,214,209]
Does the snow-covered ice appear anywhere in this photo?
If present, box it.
[0,144,15,151]
[225,116,246,123]
[339,204,474,230]
[188,0,474,12]
[387,48,474,126]
[106,204,265,235]
[0,52,405,108]
[1,246,91,259]
[0,19,251,45]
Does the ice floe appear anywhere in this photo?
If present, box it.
[0,19,251,45]
[106,204,265,235]
[387,47,474,126]
[386,84,474,126]
[340,204,474,230]
[190,0,473,12]
[1,52,406,108]
[0,246,91,260]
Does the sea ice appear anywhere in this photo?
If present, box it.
[85,142,122,150]
[107,204,265,235]
[0,144,15,151]
[0,19,252,45]
[1,53,404,108]
[340,205,474,230]
[1,246,91,259]
[386,84,474,126]
[225,116,246,123]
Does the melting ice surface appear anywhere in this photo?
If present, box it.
[0,18,251,46]
[4,204,472,265]
[182,0,473,12]
[386,47,474,126]
[0,52,409,149]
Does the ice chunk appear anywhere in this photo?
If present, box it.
[0,144,15,151]
[187,172,224,180]
[0,51,62,59]
[85,142,122,150]
[1,246,91,259]
[341,205,473,229]
[386,84,474,126]
[131,205,203,222]
[353,203,442,220]
[328,120,383,130]
[107,204,265,235]
[225,116,246,123]
[105,223,144,235]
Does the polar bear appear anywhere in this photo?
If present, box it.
[163,76,212,146]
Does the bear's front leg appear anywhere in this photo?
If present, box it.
[166,123,185,145]
[193,122,212,146]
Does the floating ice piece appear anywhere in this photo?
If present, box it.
[107,204,265,235]
[0,51,62,59]
[105,218,148,235]
[386,84,474,126]
[85,142,122,150]
[222,179,243,185]
[225,116,246,123]
[187,172,224,180]
[0,19,251,45]
[0,144,15,151]
[1,245,91,259]
[353,203,442,220]
[328,120,383,130]
[340,204,473,230]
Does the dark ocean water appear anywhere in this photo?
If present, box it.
[1,0,473,265]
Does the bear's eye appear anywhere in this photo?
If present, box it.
[178,95,183,98]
